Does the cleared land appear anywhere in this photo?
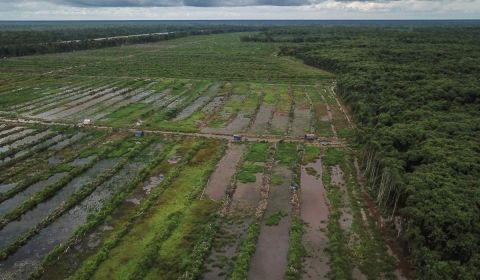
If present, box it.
[0,32,405,280]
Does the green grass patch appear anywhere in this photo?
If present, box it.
[237,163,263,183]
[245,143,269,162]
[303,144,320,164]
[264,211,288,226]
[285,218,306,280]
[230,222,260,280]
[275,142,298,166]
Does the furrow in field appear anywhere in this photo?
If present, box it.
[174,82,221,121]
[86,141,222,280]
[301,158,330,279]
[15,85,89,113]
[202,143,245,201]
[21,82,115,115]
[10,86,76,111]
[43,87,131,121]
[0,130,51,156]
[247,165,293,280]
[39,141,183,280]
[0,142,163,280]
[33,83,121,119]
[0,127,24,138]
[0,157,116,251]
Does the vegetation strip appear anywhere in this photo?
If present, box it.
[0,131,103,203]
[68,141,213,279]
[29,141,175,278]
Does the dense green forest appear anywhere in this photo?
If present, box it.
[0,24,260,57]
[243,26,480,278]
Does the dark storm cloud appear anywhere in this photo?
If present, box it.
[53,0,400,8]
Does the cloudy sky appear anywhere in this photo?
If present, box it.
[0,0,479,20]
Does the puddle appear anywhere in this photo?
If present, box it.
[168,154,182,164]
[143,173,164,194]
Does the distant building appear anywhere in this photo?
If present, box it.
[83,119,92,125]
[134,130,144,138]
[304,133,316,141]
[233,134,242,142]
[319,140,329,146]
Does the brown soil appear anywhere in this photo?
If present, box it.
[270,112,289,135]
[203,143,245,201]
[301,159,330,279]
[248,166,292,280]
[249,104,274,135]
[292,108,311,137]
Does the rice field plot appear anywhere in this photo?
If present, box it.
[202,83,261,135]
[307,86,334,137]
[0,137,168,279]
[269,85,293,136]
[291,85,313,137]
[70,139,225,280]
[203,142,272,279]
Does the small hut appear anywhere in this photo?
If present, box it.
[304,133,316,141]
[233,134,242,142]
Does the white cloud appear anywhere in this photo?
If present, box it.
[0,0,479,19]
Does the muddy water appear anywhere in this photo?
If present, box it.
[49,132,86,151]
[331,165,353,231]
[175,83,221,120]
[0,159,117,252]
[248,166,292,280]
[142,89,170,104]
[70,155,96,166]
[1,130,51,153]
[249,105,274,134]
[301,159,330,279]
[14,134,64,160]
[0,127,24,138]
[33,86,116,119]
[66,88,134,121]
[48,88,128,120]
[0,129,33,146]
[0,173,68,217]
[0,183,16,193]
[270,112,289,135]
[231,173,263,210]
[203,171,264,280]
[89,88,147,121]
[202,113,250,135]
[201,96,224,114]
[39,146,168,280]
[292,108,311,137]
[203,144,245,201]
[0,151,152,280]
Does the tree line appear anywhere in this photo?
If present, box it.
[242,26,480,279]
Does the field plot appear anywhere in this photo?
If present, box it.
[0,31,405,280]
